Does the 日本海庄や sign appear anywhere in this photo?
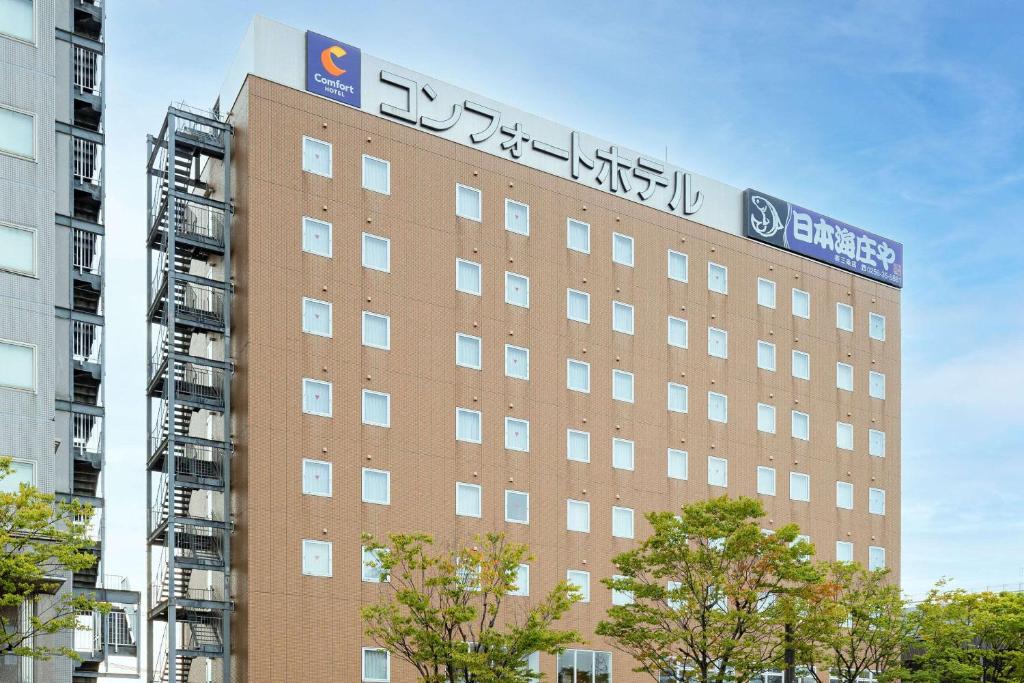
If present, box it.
[306,31,361,107]
[743,189,903,287]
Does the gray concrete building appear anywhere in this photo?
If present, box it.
[0,0,138,680]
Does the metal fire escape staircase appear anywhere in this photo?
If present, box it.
[146,106,232,683]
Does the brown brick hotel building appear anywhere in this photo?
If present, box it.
[145,16,902,682]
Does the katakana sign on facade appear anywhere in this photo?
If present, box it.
[302,30,903,287]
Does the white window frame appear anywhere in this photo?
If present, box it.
[611,574,634,605]
[361,232,389,270]
[790,472,810,502]
[869,487,886,516]
[455,258,482,296]
[301,217,334,258]
[302,378,332,418]
[301,539,332,577]
[612,232,635,267]
[612,369,635,403]
[757,403,776,434]
[301,135,332,177]
[456,183,482,221]
[869,546,886,571]
[566,288,591,323]
[836,481,854,510]
[667,449,688,480]
[362,546,387,583]
[869,312,887,341]
[0,221,37,277]
[455,482,482,518]
[455,333,482,370]
[567,359,590,393]
[504,417,530,452]
[360,389,390,427]
[757,340,776,371]
[302,458,333,497]
[511,564,530,597]
[708,391,728,424]
[504,344,530,380]
[361,468,391,505]
[708,456,728,488]
[757,466,776,496]
[612,301,634,335]
[0,0,36,44]
[792,410,810,441]
[869,429,886,457]
[301,297,333,338]
[504,271,530,308]
[567,429,591,463]
[566,570,591,603]
[792,288,810,319]
[0,338,36,392]
[612,506,635,539]
[708,262,728,294]
[792,350,810,380]
[361,311,390,350]
[667,382,688,413]
[869,371,886,400]
[836,362,854,391]
[362,647,391,682]
[707,326,727,359]
[361,153,391,195]
[0,104,36,161]
[836,541,854,563]
[836,421,854,451]
[668,249,688,282]
[455,408,483,444]
[566,218,591,253]
[0,458,35,493]
[757,278,776,308]
[837,303,854,332]
[566,499,590,533]
[667,316,688,349]
[504,489,530,525]
[504,198,530,235]
[612,437,635,471]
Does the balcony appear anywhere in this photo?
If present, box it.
[148,195,227,257]
[73,137,103,222]
[73,46,103,132]
[72,323,102,408]
[74,0,103,42]
[73,228,103,314]
[73,319,102,371]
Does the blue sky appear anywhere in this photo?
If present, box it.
[102,1,1024,599]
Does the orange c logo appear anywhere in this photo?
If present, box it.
[321,45,347,77]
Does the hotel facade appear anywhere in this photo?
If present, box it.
[145,17,902,682]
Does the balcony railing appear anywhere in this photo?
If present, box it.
[74,413,102,458]
[169,198,226,245]
[74,46,102,96]
[73,320,102,365]
[73,228,102,275]
[73,138,102,186]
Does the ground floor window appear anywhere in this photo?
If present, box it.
[557,648,611,682]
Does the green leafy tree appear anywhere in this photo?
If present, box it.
[596,496,820,683]
[796,562,913,683]
[903,587,1024,683]
[361,531,581,682]
[0,456,108,661]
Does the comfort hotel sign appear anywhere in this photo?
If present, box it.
[304,30,903,287]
